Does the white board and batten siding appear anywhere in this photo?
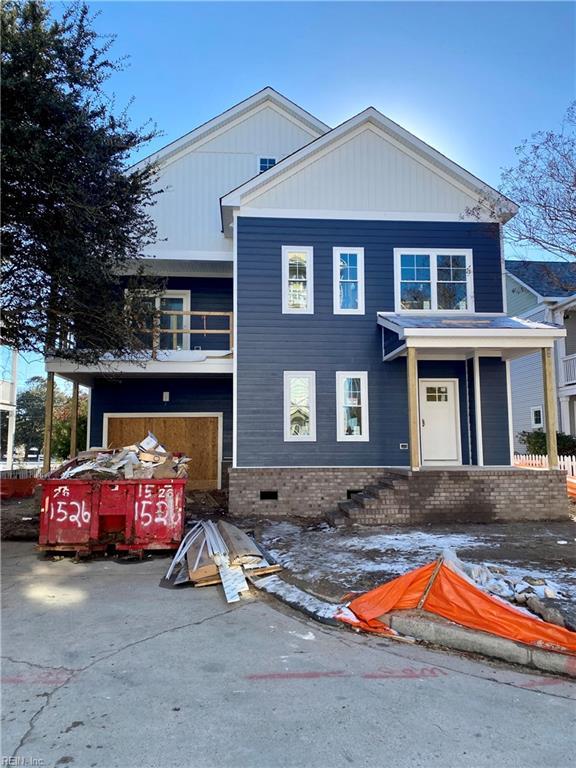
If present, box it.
[142,105,321,260]
[242,125,493,221]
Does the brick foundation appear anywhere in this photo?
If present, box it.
[228,467,390,519]
[228,467,570,523]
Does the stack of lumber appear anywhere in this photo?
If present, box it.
[163,519,282,603]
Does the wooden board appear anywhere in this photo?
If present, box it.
[106,416,219,491]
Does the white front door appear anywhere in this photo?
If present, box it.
[418,379,462,465]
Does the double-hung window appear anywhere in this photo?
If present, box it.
[336,371,369,441]
[282,246,314,314]
[284,372,316,441]
[333,247,365,314]
[394,249,474,312]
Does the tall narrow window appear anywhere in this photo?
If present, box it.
[336,371,369,441]
[394,249,474,312]
[282,246,314,314]
[284,372,316,441]
[333,247,365,314]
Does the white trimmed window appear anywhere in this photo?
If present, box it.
[282,246,314,314]
[333,247,365,315]
[531,406,544,428]
[336,371,369,441]
[284,372,316,441]
[259,157,276,173]
[394,248,474,312]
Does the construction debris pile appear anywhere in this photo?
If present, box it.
[164,520,282,603]
[55,433,189,482]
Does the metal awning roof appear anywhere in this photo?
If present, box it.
[377,313,566,361]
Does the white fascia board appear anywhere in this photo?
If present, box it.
[140,250,233,262]
[547,294,576,311]
[130,87,329,172]
[237,208,491,223]
[221,108,517,221]
[402,327,566,338]
[405,337,558,350]
[45,357,234,376]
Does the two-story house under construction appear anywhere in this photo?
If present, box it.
[46,88,568,523]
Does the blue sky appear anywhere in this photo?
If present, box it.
[17,1,576,387]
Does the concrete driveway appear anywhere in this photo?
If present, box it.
[2,541,575,768]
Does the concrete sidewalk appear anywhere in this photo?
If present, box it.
[2,541,575,768]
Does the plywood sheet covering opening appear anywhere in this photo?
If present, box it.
[106,416,220,490]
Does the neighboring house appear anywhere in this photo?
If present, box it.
[506,260,576,451]
[0,347,18,469]
[45,88,568,522]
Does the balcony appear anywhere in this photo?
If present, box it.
[45,310,234,384]
[562,353,576,386]
[142,310,234,359]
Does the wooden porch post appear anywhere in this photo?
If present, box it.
[407,346,420,471]
[541,347,559,469]
[69,381,79,459]
[43,372,55,474]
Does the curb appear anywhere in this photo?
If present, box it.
[254,575,576,678]
[385,610,576,679]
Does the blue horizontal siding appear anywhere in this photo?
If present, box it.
[479,358,510,465]
[90,376,233,457]
[236,217,500,466]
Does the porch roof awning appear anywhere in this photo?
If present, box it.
[377,313,565,361]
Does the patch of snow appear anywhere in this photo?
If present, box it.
[254,575,341,621]
[288,630,316,641]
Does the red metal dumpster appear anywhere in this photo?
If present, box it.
[119,479,186,552]
[38,478,185,555]
[39,479,100,553]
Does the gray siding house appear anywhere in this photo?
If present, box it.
[46,89,568,523]
[506,261,576,451]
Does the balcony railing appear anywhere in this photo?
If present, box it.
[142,310,234,359]
[562,353,576,386]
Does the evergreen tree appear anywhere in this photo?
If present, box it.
[1,1,164,363]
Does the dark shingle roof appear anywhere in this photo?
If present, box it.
[505,260,576,298]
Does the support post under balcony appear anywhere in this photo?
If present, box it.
[43,372,55,474]
[69,381,79,458]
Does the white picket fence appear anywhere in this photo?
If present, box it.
[514,453,576,476]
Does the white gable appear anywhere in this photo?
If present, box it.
[241,125,494,220]
[199,104,318,156]
[222,108,516,228]
[140,98,326,259]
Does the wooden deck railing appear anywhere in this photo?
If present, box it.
[146,310,234,358]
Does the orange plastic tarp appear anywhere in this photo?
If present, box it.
[338,560,576,654]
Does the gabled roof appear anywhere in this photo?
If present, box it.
[505,260,576,300]
[131,87,330,170]
[221,107,518,222]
